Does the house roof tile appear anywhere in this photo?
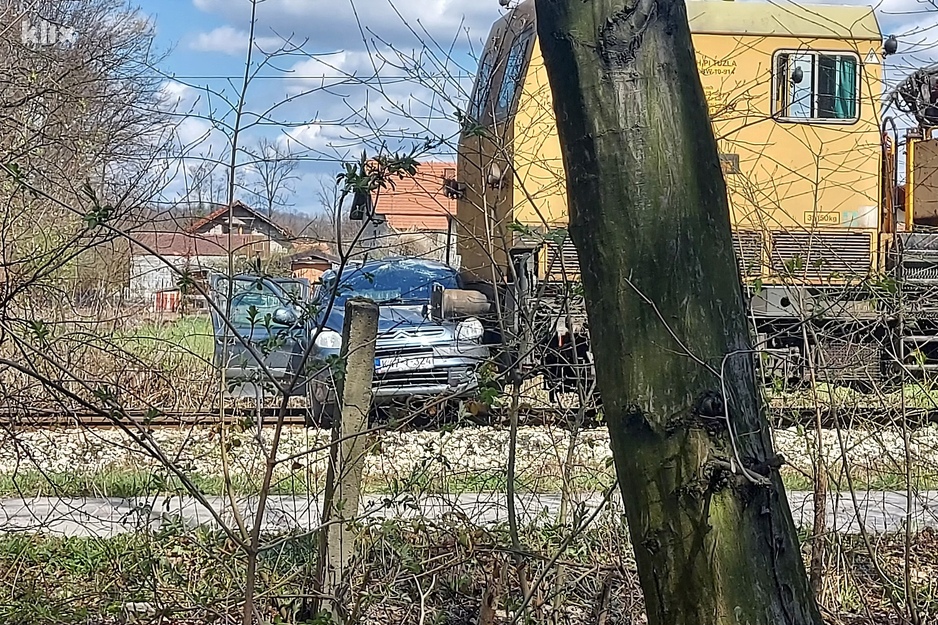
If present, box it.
[132,232,275,257]
[375,162,455,232]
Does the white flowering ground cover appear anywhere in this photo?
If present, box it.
[1,424,937,496]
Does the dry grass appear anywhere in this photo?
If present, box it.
[0,518,934,624]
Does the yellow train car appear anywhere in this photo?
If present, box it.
[452,0,938,383]
[457,0,885,288]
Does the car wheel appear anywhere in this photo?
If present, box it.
[306,380,337,428]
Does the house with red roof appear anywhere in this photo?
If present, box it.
[187,200,292,243]
[373,162,456,231]
[128,201,294,308]
[363,162,459,264]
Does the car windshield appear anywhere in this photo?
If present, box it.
[225,279,288,326]
[320,261,458,305]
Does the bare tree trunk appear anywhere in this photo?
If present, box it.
[802,328,828,602]
[534,1,822,623]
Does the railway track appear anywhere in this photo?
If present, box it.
[0,407,312,428]
[2,404,938,429]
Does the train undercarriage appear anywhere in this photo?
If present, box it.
[483,230,938,396]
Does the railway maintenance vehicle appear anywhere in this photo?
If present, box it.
[447,0,938,393]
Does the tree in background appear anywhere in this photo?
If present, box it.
[248,137,299,218]
[0,0,168,305]
[183,161,232,217]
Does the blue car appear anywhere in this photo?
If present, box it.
[307,257,490,419]
[209,258,489,420]
[208,275,312,395]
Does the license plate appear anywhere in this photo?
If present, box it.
[375,356,432,373]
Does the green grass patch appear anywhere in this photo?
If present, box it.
[0,470,250,499]
[1,466,934,499]
[0,518,633,624]
[1,515,935,624]
[0,468,617,499]
[0,533,148,624]
[778,470,938,493]
[765,380,938,411]
[0,529,263,623]
[115,315,214,366]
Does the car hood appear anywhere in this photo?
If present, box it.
[227,323,304,343]
[321,302,442,335]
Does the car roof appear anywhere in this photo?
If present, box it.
[322,256,456,279]
[217,275,305,298]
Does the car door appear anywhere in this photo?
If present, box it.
[208,274,311,393]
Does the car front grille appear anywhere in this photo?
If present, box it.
[374,369,457,387]
[374,346,434,360]
[378,326,446,341]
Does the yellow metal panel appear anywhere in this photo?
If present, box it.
[687,1,881,41]
[507,0,882,40]
[691,31,883,283]
[511,38,567,229]
[696,34,882,233]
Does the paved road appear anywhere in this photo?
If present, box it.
[0,491,934,537]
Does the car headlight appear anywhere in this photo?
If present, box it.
[456,317,484,342]
[314,329,342,349]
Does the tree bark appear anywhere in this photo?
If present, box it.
[534,1,822,623]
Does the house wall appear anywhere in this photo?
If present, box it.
[128,255,229,303]
[194,205,290,247]
[292,263,331,283]
[200,225,287,254]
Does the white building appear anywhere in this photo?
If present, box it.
[128,202,293,307]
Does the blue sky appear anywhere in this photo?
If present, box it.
[132,0,936,214]
[132,0,503,214]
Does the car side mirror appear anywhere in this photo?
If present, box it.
[429,284,491,322]
[272,307,298,326]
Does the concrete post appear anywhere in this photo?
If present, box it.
[321,297,378,622]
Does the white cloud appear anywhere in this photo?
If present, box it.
[282,123,325,149]
[281,49,405,98]
[158,80,195,111]
[191,0,501,53]
[279,42,473,134]
[156,81,224,153]
[140,1,499,210]
[280,123,351,154]
[190,25,246,55]
[284,51,376,88]
[180,0,495,165]
[153,81,228,177]
[151,82,222,163]
[189,25,287,55]
[175,117,215,148]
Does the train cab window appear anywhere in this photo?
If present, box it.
[468,51,495,122]
[495,30,533,119]
[773,51,859,122]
